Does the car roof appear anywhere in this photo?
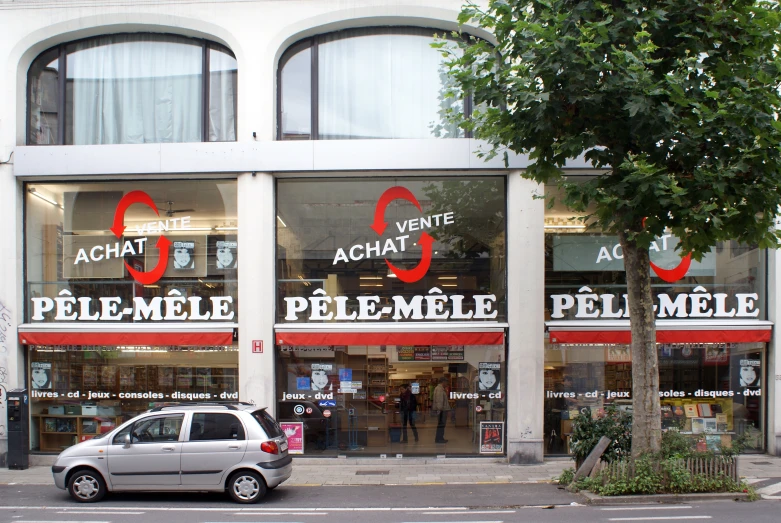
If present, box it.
[146,402,266,413]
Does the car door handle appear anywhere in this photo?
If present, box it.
[161,446,176,452]
[228,445,241,449]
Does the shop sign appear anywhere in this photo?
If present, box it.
[552,234,715,279]
[479,421,504,454]
[550,286,759,319]
[281,422,304,454]
[31,190,235,322]
[283,186,497,322]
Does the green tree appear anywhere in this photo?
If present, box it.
[436,0,781,456]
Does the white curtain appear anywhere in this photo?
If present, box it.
[68,34,202,145]
[318,29,462,140]
[209,47,238,141]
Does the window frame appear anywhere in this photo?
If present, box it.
[26,32,237,146]
[276,27,474,141]
[187,412,247,441]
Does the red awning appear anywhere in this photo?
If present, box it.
[275,330,505,346]
[549,329,771,344]
[19,329,234,346]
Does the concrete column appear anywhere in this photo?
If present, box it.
[0,154,23,466]
[505,171,545,463]
[766,248,780,456]
[237,172,277,415]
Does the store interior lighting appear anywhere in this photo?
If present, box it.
[28,187,64,209]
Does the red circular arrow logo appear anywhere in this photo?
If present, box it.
[650,254,691,283]
[372,186,433,283]
[111,190,171,285]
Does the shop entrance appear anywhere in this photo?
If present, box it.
[275,343,506,456]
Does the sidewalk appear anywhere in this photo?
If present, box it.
[1,455,779,487]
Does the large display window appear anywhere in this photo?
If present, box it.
[544,342,766,454]
[276,176,507,323]
[25,180,238,323]
[275,344,505,455]
[544,183,767,321]
[28,344,238,452]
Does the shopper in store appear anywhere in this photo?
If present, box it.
[399,384,419,443]
[432,377,451,443]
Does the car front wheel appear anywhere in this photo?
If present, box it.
[228,471,267,504]
[67,469,106,503]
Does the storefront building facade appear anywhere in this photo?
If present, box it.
[0,0,779,464]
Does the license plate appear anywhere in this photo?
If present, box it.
[279,440,288,452]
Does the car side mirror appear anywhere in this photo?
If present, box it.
[123,433,132,447]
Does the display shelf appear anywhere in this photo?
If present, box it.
[34,414,122,452]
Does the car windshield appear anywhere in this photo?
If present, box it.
[251,408,284,438]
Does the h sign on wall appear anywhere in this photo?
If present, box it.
[252,340,263,353]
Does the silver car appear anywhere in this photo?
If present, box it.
[51,403,291,503]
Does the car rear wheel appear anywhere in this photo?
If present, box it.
[228,471,267,504]
[67,469,106,503]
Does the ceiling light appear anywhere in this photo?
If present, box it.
[359,284,384,287]
[359,276,383,280]
[28,188,63,209]
[438,276,457,280]
[544,224,586,230]
[277,216,287,228]
[387,269,397,278]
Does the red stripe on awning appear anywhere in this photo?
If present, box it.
[549,329,771,344]
[276,331,505,346]
[19,331,234,346]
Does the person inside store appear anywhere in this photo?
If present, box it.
[432,377,451,444]
[31,366,52,389]
[546,374,576,452]
[399,384,419,443]
[478,368,500,391]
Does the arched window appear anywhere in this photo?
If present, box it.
[278,27,469,140]
[27,33,237,145]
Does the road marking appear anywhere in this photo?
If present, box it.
[15,521,112,523]
[757,481,781,495]
[601,507,693,511]
[401,521,504,523]
[421,511,515,515]
[57,511,144,515]
[607,517,711,521]
[235,514,327,517]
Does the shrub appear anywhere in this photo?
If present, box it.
[569,406,632,466]
[556,467,575,486]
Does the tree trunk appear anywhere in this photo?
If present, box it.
[618,231,661,457]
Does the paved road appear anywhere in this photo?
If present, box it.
[0,484,778,523]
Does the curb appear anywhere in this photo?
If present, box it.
[577,490,751,505]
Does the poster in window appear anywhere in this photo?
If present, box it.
[158,366,174,387]
[311,363,334,392]
[31,361,52,390]
[477,362,501,391]
[397,346,414,361]
[704,345,730,366]
[606,345,632,363]
[173,241,196,270]
[177,367,193,388]
[119,366,135,388]
[280,422,304,454]
[479,421,504,454]
[83,365,97,388]
[196,367,212,387]
[100,365,116,388]
[215,240,238,269]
